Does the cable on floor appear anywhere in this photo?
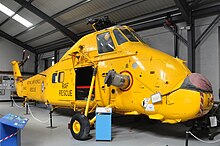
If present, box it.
[187,131,220,144]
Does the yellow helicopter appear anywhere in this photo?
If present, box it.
[11,17,214,140]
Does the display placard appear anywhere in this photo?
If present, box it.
[0,89,5,95]
[0,114,29,129]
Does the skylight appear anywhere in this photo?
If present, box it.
[13,14,33,27]
[0,3,33,28]
[0,3,15,16]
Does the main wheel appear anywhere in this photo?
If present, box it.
[70,113,90,140]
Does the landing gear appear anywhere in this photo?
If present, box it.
[184,101,220,142]
[69,66,97,140]
[70,113,90,140]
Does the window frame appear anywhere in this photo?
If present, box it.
[97,31,115,54]
[113,29,128,45]
[120,29,139,42]
[52,73,58,83]
[58,72,65,83]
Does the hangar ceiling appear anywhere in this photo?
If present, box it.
[0,0,220,54]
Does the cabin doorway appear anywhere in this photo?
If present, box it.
[75,66,95,100]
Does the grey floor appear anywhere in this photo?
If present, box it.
[0,101,220,146]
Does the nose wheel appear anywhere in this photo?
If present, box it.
[70,113,90,140]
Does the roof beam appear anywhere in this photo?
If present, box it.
[194,0,220,10]
[35,30,93,54]
[190,0,203,9]
[0,0,34,27]
[36,42,73,54]
[195,14,220,48]
[14,0,90,38]
[0,30,36,54]
[192,4,220,18]
[164,23,188,46]
[120,7,179,26]
[22,0,145,44]
[174,0,190,23]
[36,3,220,54]
[131,14,184,31]
[14,0,79,43]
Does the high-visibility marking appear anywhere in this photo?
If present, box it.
[0,130,19,143]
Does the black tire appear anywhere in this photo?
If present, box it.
[70,113,90,140]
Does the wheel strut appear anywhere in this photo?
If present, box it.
[47,107,57,129]
[24,99,29,115]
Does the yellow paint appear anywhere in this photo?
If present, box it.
[11,25,214,124]
[149,114,164,120]
[73,120,81,134]
[124,111,140,115]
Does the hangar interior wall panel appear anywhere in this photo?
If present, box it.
[37,48,70,73]
[0,38,35,73]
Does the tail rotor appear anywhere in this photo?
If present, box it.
[19,50,30,71]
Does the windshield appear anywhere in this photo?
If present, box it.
[120,29,138,42]
[113,29,128,45]
[97,32,115,54]
[130,30,145,43]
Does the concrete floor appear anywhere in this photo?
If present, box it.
[0,101,220,146]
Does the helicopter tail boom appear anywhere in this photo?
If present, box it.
[11,61,25,97]
[11,61,22,77]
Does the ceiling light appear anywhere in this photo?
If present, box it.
[0,3,15,16]
[13,14,33,27]
[0,3,33,28]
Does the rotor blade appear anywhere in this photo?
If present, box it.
[22,50,26,61]
[19,62,23,67]
[23,55,30,64]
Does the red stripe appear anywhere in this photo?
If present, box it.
[0,131,18,143]
[76,86,95,89]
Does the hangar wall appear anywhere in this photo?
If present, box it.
[0,37,35,73]
[37,47,69,72]
[138,16,220,100]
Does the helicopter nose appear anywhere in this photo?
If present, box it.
[181,73,213,93]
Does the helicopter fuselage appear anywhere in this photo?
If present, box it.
[12,25,213,124]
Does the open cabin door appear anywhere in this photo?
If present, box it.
[75,66,95,101]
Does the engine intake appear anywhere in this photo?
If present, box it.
[104,70,130,89]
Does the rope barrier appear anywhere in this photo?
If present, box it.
[11,98,23,109]
[26,103,50,123]
[11,98,50,123]
[187,131,220,144]
[0,130,19,143]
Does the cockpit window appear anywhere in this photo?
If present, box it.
[113,29,128,45]
[97,32,115,54]
[130,30,145,43]
[120,29,138,42]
